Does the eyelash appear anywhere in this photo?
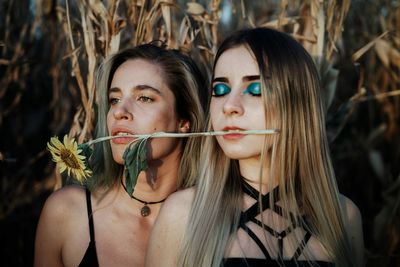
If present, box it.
[108,94,154,105]
[242,82,261,96]
[108,97,120,105]
[137,95,153,103]
[212,83,230,97]
[211,82,262,97]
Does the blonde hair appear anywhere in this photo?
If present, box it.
[88,44,207,191]
[179,28,354,266]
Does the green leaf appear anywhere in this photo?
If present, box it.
[122,138,148,196]
[78,143,93,159]
[78,143,93,174]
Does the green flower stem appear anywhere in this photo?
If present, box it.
[84,129,280,147]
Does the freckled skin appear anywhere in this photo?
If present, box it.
[107,59,182,164]
[35,58,187,267]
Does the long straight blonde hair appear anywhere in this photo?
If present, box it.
[179,28,354,267]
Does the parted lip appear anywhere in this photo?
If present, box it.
[110,127,137,145]
[222,126,245,132]
[221,126,246,140]
[111,127,135,136]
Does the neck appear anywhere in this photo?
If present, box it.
[122,150,180,202]
[127,170,178,201]
[118,163,178,218]
[238,153,278,194]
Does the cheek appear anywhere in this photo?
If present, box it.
[209,98,219,112]
[210,114,219,131]
[151,108,179,131]
[106,111,113,133]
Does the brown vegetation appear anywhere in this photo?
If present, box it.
[0,0,399,266]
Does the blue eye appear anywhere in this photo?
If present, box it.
[212,83,231,97]
[242,82,261,96]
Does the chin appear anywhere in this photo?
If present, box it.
[111,152,124,165]
[221,149,260,160]
[113,157,124,165]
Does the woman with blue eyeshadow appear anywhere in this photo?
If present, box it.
[146,27,364,267]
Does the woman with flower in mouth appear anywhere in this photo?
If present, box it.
[146,28,364,267]
[34,44,207,267]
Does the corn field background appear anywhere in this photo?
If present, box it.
[0,0,399,266]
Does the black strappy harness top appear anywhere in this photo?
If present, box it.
[222,181,335,267]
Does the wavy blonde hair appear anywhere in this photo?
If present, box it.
[88,44,208,191]
[179,28,354,266]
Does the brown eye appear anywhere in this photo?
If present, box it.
[109,97,121,105]
[137,95,153,103]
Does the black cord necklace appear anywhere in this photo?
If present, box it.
[120,179,168,217]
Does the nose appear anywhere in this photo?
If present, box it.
[223,91,244,116]
[113,99,133,121]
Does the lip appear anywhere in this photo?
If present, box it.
[221,126,245,140]
[111,127,136,144]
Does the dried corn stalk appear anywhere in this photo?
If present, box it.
[58,0,221,143]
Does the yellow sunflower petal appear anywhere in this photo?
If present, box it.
[64,167,69,176]
[83,169,92,179]
[63,135,72,148]
[85,170,92,177]
[47,141,60,154]
[52,155,61,162]
[47,135,92,182]
[48,138,63,162]
[50,136,64,149]
[59,163,67,172]
[72,140,78,150]
[47,141,55,151]
[73,169,85,182]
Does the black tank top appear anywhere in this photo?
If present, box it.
[78,188,100,267]
[222,182,335,267]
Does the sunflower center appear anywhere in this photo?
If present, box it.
[60,149,81,169]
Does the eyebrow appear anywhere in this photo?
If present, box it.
[212,77,229,83]
[212,75,260,84]
[243,75,260,82]
[108,85,162,95]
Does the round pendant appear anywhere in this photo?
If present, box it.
[141,205,151,217]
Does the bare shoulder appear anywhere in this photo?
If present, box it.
[161,187,195,216]
[339,194,365,267]
[338,194,362,226]
[145,187,196,267]
[41,185,87,219]
[37,185,88,239]
[34,185,88,267]
[46,184,87,203]
[154,187,195,229]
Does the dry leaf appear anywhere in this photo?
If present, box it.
[161,4,172,38]
[109,32,121,57]
[0,59,10,65]
[374,39,391,68]
[389,46,400,68]
[187,2,205,15]
[261,16,299,28]
[352,31,389,62]
[178,16,190,46]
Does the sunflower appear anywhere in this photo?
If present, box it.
[47,135,92,182]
